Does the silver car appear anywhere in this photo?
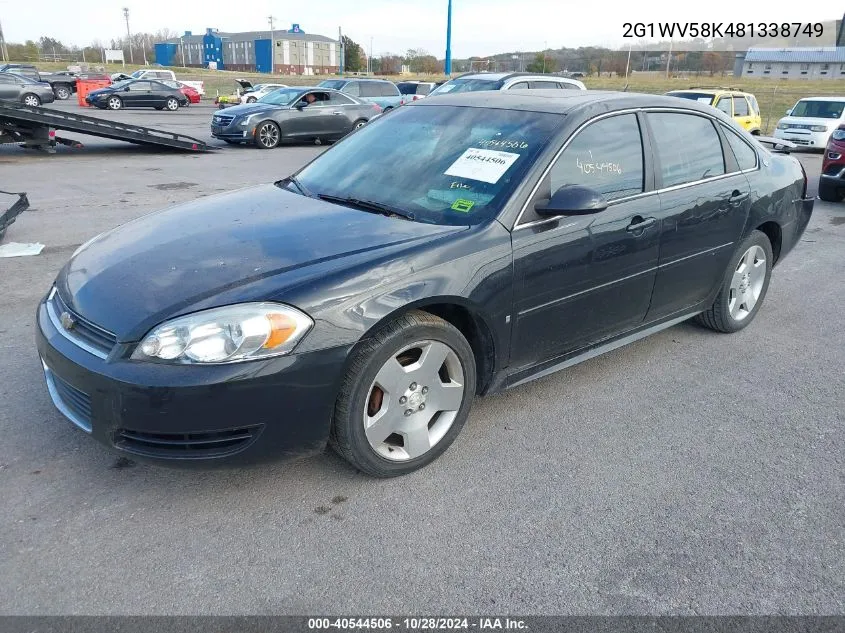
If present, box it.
[211,87,382,149]
[0,73,56,106]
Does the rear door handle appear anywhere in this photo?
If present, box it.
[626,216,657,232]
[331,111,343,115]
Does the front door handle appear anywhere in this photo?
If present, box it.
[730,189,749,203]
[626,216,657,232]
[331,111,343,115]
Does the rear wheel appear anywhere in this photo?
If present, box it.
[352,118,367,130]
[329,310,476,478]
[165,97,179,111]
[818,179,844,203]
[107,96,122,110]
[696,230,773,333]
[22,94,41,107]
[54,85,72,100]
[254,121,281,149]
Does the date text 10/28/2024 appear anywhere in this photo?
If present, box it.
[308,618,528,630]
[622,22,824,39]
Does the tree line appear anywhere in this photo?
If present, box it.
[4,30,181,65]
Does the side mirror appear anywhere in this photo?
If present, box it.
[786,109,792,116]
[295,101,306,110]
[535,184,608,216]
[124,86,131,92]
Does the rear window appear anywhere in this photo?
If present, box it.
[666,91,716,105]
[430,78,503,95]
[790,100,845,119]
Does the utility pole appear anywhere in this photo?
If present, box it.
[338,26,344,75]
[543,41,548,73]
[369,36,373,74]
[180,36,186,66]
[665,40,672,78]
[123,7,134,64]
[0,18,8,63]
[624,42,632,79]
[268,15,276,72]
[444,0,452,76]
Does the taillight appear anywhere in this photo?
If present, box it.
[413,95,419,101]
[373,104,382,112]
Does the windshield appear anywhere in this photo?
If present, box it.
[129,70,143,79]
[666,91,715,105]
[430,79,503,96]
[257,88,304,105]
[319,80,347,90]
[292,104,562,226]
[790,100,845,119]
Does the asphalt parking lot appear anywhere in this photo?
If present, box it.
[1,102,843,615]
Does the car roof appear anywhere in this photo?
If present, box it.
[415,89,727,115]
[448,72,582,82]
[795,96,845,102]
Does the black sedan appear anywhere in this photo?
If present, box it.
[36,91,813,477]
[211,87,381,148]
[85,79,188,111]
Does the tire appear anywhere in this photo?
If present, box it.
[352,118,367,131]
[246,96,257,103]
[107,96,122,110]
[329,310,477,478]
[165,97,179,111]
[696,230,774,333]
[54,85,72,100]
[818,179,844,203]
[22,93,41,107]
[254,121,281,149]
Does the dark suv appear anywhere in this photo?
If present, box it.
[317,78,403,111]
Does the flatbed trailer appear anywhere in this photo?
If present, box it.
[0,101,210,152]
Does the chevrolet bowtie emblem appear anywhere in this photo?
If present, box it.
[59,311,76,331]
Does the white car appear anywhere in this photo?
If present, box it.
[428,72,586,97]
[774,97,845,150]
[236,80,289,104]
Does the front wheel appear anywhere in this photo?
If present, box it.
[696,230,773,333]
[352,118,367,131]
[329,310,476,478]
[54,85,72,100]
[254,121,281,149]
[107,96,122,110]
[246,96,257,103]
[165,97,179,111]
[22,94,41,107]
[818,179,844,203]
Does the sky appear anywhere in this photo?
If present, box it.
[1,0,842,58]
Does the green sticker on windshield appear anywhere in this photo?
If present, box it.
[451,199,475,213]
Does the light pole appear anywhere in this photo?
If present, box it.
[444,0,452,76]
[369,36,373,74]
[542,41,547,73]
[123,7,134,64]
[0,18,8,63]
[268,16,276,72]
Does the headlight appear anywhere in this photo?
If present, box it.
[776,122,788,130]
[131,303,313,364]
[832,129,845,141]
[811,125,828,133]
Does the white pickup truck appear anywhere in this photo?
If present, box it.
[111,69,205,96]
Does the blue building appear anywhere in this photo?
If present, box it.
[154,26,339,75]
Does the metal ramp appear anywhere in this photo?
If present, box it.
[0,101,211,152]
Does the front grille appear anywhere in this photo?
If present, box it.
[43,364,92,433]
[789,138,811,145]
[212,115,234,126]
[786,124,813,130]
[115,426,262,459]
[47,288,117,358]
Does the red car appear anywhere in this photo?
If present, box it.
[819,124,845,202]
[162,80,201,105]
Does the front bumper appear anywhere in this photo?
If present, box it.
[35,295,351,467]
[210,124,255,141]
[773,128,830,148]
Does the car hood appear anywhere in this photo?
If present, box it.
[778,116,840,129]
[215,103,281,118]
[57,185,464,341]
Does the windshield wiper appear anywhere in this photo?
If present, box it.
[316,194,415,221]
[278,175,315,198]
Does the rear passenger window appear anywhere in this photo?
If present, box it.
[510,82,529,90]
[550,113,644,201]
[530,81,560,89]
[722,127,758,171]
[359,82,380,98]
[381,82,399,96]
[343,82,360,97]
[649,113,725,187]
[733,96,749,116]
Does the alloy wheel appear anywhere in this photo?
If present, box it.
[257,123,280,148]
[363,340,466,461]
[166,98,179,111]
[108,96,122,110]
[23,95,40,107]
[729,245,766,321]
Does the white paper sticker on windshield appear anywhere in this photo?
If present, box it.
[444,148,521,184]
